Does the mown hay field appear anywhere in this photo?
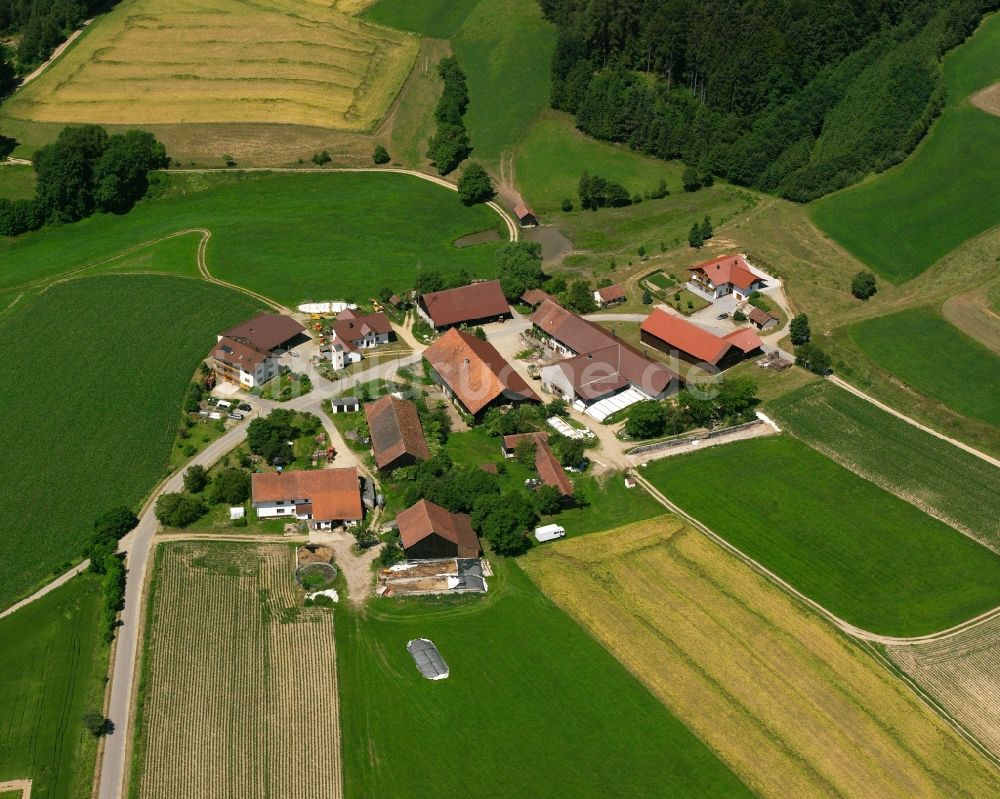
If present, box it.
[0,275,261,610]
[131,542,342,799]
[335,555,752,798]
[886,614,1000,760]
[0,576,107,799]
[2,0,418,130]
[849,307,1000,428]
[523,520,1000,798]
[768,381,1000,550]
[642,436,1000,636]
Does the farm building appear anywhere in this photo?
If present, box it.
[364,394,431,473]
[212,312,306,388]
[501,432,573,498]
[747,306,778,331]
[397,499,481,559]
[520,287,559,308]
[416,280,512,330]
[531,299,678,420]
[329,397,360,414]
[322,309,393,369]
[640,309,763,371]
[251,468,363,529]
[379,558,487,596]
[687,254,767,301]
[423,328,539,420]
[593,284,626,307]
[501,431,549,458]
[513,202,538,227]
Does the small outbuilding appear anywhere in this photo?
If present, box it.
[535,524,566,543]
[407,638,449,680]
[330,397,360,414]
[593,284,626,308]
[513,203,538,227]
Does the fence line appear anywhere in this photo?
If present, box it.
[626,420,764,456]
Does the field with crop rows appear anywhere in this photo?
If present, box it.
[768,381,1000,550]
[642,436,1000,636]
[886,614,1000,759]
[2,0,417,130]
[850,307,1000,427]
[0,172,504,307]
[336,555,751,798]
[132,542,341,799]
[0,575,107,798]
[523,520,1000,798]
[0,275,261,609]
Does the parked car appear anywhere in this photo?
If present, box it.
[206,397,219,406]
[228,412,244,421]
[237,403,252,412]
[716,312,730,320]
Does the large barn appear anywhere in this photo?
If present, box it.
[397,499,481,560]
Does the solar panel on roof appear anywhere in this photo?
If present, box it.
[407,638,449,680]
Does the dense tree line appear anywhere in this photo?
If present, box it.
[427,56,471,174]
[0,0,116,72]
[542,0,997,201]
[0,124,168,236]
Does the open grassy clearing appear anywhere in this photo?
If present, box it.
[361,0,480,38]
[886,612,1000,760]
[642,435,1000,636]
[1,0,418,130]
[131,542,341,799]
[724,359,821,402]
[0,575,107,799]
[336,554,752,798]
[523,520,1000,798]
[0,171,503,306]
[0,165,36,200]
[810,12,1000,282]
[768,381,1000,549]
[514,111,683,214]
[849,307,1000,427]
[0,275,261,610]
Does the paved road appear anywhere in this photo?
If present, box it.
[97,352,419,799]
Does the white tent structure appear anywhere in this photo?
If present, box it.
[407,638,449,680]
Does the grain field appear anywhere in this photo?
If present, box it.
[3,0,417,130]
[133,542,341,799]
[522,519,1000,798]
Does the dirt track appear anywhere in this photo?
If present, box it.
[970,82,1000,116]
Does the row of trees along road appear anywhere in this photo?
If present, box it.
[542,0,995,201]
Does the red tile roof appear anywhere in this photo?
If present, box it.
[364,395,431,469]
[213,336,270,371]
[419,280,510,328]
[397,499,480,555]
[423,329,539,414]
[747,306,775,327]
[640,309,733,365]
[331,311,393,350]
[596,284,626,302]
[252,468,362,521]
[219,313,305,352]
[520,288,558,307]
[535,441,574,496]
[688,255,760,292]
[721,328,763,354]
[502,431,549,452]
[513,203,535,221]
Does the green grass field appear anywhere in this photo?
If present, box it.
[362,0,480,38]
[0,275,261,609]
[849,307,1000,426]
[515,112,684,213]
[0,575,107,798]
[0,164,36,200]
[768,381,1000,549]
[0,171,503,306]
[643,435,1000,636]
[811,12,1000,281]
[336,557,753,798]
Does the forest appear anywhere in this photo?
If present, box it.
[542,0,997,200]
[0,0,115,76]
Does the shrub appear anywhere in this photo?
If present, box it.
[155,492,207,528]
[183,464,209,493]
[733,310,747,322]
[82,711,110,737]
[311,150,331,166]
[372,144,390,164]
[851,271,878,300]
[561,197,573,212]
[795,343,833,375]
[457,162,495,205]
[790,313,811,345]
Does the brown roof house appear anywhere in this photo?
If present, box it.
[640,309,762,372]
[323,309,394,369]
[364,394,431,473]
[593,284,626,308]
[398,499,481,559]
[213,312,306,389]
[501,432,574,499]
[251,468,363,529]
[747,305,778,331]
[531,299,678,420]
[687,254,766,301]
[513,203,538,227]
[423,328,539,420]
[520,287,559,309]
[416,280,511,331]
